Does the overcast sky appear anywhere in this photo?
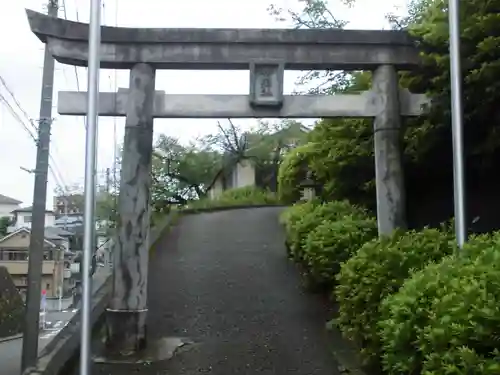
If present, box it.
[0,0,408,208]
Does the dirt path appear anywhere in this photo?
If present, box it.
[92,207,342,375]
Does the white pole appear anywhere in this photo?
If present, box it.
[448,0,467,247]
[41,293,46,329]
[80,0,101,374]
[58,286,62,311]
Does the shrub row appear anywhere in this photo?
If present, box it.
[187,186,281,210]
[281,200,377,289]
[281,201,500,374]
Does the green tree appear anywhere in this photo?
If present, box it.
[0,217,12,237]
[268,0,355,94]
[201,119,309,192]
[152,135,222,210]
[276,0,500,210]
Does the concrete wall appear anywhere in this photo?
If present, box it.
[0,203,20,218]
[11,274,56,300]
[0,260,57,276]
[208,178,224,200]
[208,161,257,200]
[43,296,74,311]
[235,160,256,188]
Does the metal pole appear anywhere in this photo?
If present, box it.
[80,0,101,374]
[21,1,58,373]
[448,0,467,247]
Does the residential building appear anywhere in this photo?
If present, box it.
[53,194,84,215]
[0,227,75,300]
[0,194,22,219]
[9,206,56,231]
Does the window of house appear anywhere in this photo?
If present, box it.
[8,251,28,261]
[24,215,32,223]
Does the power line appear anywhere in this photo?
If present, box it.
[0,75,38,132]
[0,92,37,142]
[0,77,70,190]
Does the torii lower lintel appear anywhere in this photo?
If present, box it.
[57,90,430,119]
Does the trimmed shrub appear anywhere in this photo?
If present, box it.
[302,216,377,288]
[334,228,455,364]
[280,200,319,228]
[379,233,500,375]
[188,186,280,210]
[287,200,369,262]
[280,200,320,258]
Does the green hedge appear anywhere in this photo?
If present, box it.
[284,200,369,262]
[303,216,377,288]
[280,197,500,374]
[280,200,319,257]
[379,233,500,375]
[334,228,455,365]
[188,186,281,210]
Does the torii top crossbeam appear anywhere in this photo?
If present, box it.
[25,9,420,70]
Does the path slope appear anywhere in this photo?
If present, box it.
[96,207,342,375]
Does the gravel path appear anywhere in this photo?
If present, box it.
[92,207,342,375]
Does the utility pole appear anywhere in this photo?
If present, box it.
[21,1,58,373]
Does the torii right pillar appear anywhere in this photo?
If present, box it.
[372,65,407,236]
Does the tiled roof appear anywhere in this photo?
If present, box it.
[12,206,54,213]
[0,194,22,205]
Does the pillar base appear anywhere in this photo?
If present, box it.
[95,336,194,364]
[105,308,147,357]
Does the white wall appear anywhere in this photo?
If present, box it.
[208,178,224,200]
[0,203,20,218]
[13,212,56,230]
[235,160,256,188]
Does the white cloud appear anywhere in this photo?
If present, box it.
[0,0,407,208]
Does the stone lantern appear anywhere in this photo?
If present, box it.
[299,171,318,202]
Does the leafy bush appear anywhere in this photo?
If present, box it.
[334,228,455,364]
[280,200,318,229]
[286,200,369,262]
[379,233,500,375]
[188,186,281,210]
[302,216,377,288]
[0,267,24,338]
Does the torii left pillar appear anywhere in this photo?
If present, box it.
[106,63,156,355]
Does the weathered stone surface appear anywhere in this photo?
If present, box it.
[26,9,420,70]
[26,9,414,45]
[372,65,407,236]
[58,91,430,119]
[107,63,156,353]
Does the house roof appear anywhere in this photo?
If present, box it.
[0,227,59,247]
[45,226,73,239]
[0,194,22,205]
[12,206,55,214]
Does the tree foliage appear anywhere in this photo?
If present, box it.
[276,0,500,209]
[150,119,309,211]
[0,217,12,237]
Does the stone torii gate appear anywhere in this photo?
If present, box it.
[26,9,429,356]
